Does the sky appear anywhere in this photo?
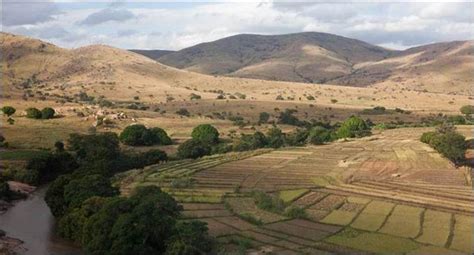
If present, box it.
[1,0,473,50]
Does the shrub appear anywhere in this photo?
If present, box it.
[25,107,42,119]
[253,191,285,213]
[429,132,466,165]
[25,152,78,185]
[258,112,270,124]
[460,105,474,115]
[276,95,284,100]
[308,126,332,145]
[284,206,306,218]
[68,132,121,161]
[266,127,285,148]
[190,93,201,100]
[177,140,211,159]
[176,108,190,117]
[191,124,219,144]
[1,106,16,117]
[278,109,303,126]
[216,94,225,100]
[420,131,438,144]
[165,220,213,255]
[336,116,370,138]
[41,107,55,119]
[63,174,118,210]
[233,131,267,151]
[331,99,338,103]
[285,129,308,146]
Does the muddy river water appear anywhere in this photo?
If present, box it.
[0,187,82,255]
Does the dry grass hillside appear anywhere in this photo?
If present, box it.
[145,33,473,95]
[1,32,471,115]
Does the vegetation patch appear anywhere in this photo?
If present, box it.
[325,228,419,253]
[379,205,423,238]
[320,210,358,226]
[0,150,49,160]
[279,189,309,203]
[350,201,394,231]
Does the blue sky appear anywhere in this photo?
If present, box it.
[1,1,473,50]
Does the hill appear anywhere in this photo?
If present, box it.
[1,32,471,114]
[157,32,394,84]
[151,32,473,94]
[129,49,174,59]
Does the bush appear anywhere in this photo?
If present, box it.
[253,191,285,213]
[285,129,308,146]
[278,109,303,126]
[258,112,270,124]
[25,107,42,119]
[429,132,466,165]
[63,174,118,210]
[177,140,211,159]
[336,116,370,138]
[25,152,78,185]
[176,108,190,117]
[284,206,306,218]
[233,132,267,151]
[308,126,332,145]
[1,106,16,117]
[191,124,219,144]
[69,132,120,161]
[420,131,438,144]
[266,127,285,148]
[165,220,213,255]
[189,93,201,100]
[41,107,55,119]
[120,125,172,146]
[460,105,474,115]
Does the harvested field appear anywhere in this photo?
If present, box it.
[120,127,474,254]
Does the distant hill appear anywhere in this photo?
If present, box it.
[129,49,174,60]
[139,32,473,94]
[157,32,395,84]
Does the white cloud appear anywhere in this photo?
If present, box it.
[2,1,473,50]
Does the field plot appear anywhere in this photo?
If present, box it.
[119,127,474,254]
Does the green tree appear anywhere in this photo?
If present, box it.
[82,186,182,255]
[25,107,42,119]
[177,140,211,159]
[266,127,285,148]
[45,175,72,217]
[429,132,466,165]
[191,124,219,144]
[308,126,332,145]
[68,133,120,161]
[1,106,16,117]
[63,174,118,209]
[336,116,370,138]
[41,107,55,119]
[119,124,149,146]
[165,221,213,255]
[150,127,172,145]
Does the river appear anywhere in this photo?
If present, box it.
[0,187,83,255]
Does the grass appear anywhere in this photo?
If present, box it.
[320,210,358,226]
[416,210,451,246]
[278,189,309,203]
[449,214,474,253]
[379,205,423,238]
[325,228,419,254]
[0,149,49,160]
[350,201,395,231]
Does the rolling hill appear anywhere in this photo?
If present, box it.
[146,32,473,94]
[1,32,471,114]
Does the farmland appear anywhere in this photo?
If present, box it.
[118,127,474,254]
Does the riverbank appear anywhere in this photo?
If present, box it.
[0,186,82,255]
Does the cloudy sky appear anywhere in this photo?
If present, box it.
[1,0,473,50]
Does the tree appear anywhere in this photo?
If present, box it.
[336,116,370,138]
[26,152,78,185]
[278,109,302,126]
[55,141,65,152]
[177,140,211,159]
[266,127,285,148]
[308,126,332,145]
[429,131,466,165]
[45,175,72,217]
[25,107,42,119]
[233,131,267,151]
[191,124,219,144]
[82,186,182,255]
[41,107,55,119]
[460,105,474,116]
[120,125,172,146]
[150,127,172,145]
[258,112,270,124]
[165,221,213,255]
[1,106,16,117]
[68,132,120,161]
[63,174,118,209]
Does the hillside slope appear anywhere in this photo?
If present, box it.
[152,33,473,94]
[1,32,471,113]
[158,32,394,83]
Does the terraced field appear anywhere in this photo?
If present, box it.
[118,127,474,254]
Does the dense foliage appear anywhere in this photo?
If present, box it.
[336,116,371,138]
[25,107,42,119]
[177,139,211,159]
[420,126,467,165]
[1,106,16,117]
[308,126,333,145]
[460,105,474,115]
[191,124,220,144]
[119,124,172,146]
[41,107,55,119]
